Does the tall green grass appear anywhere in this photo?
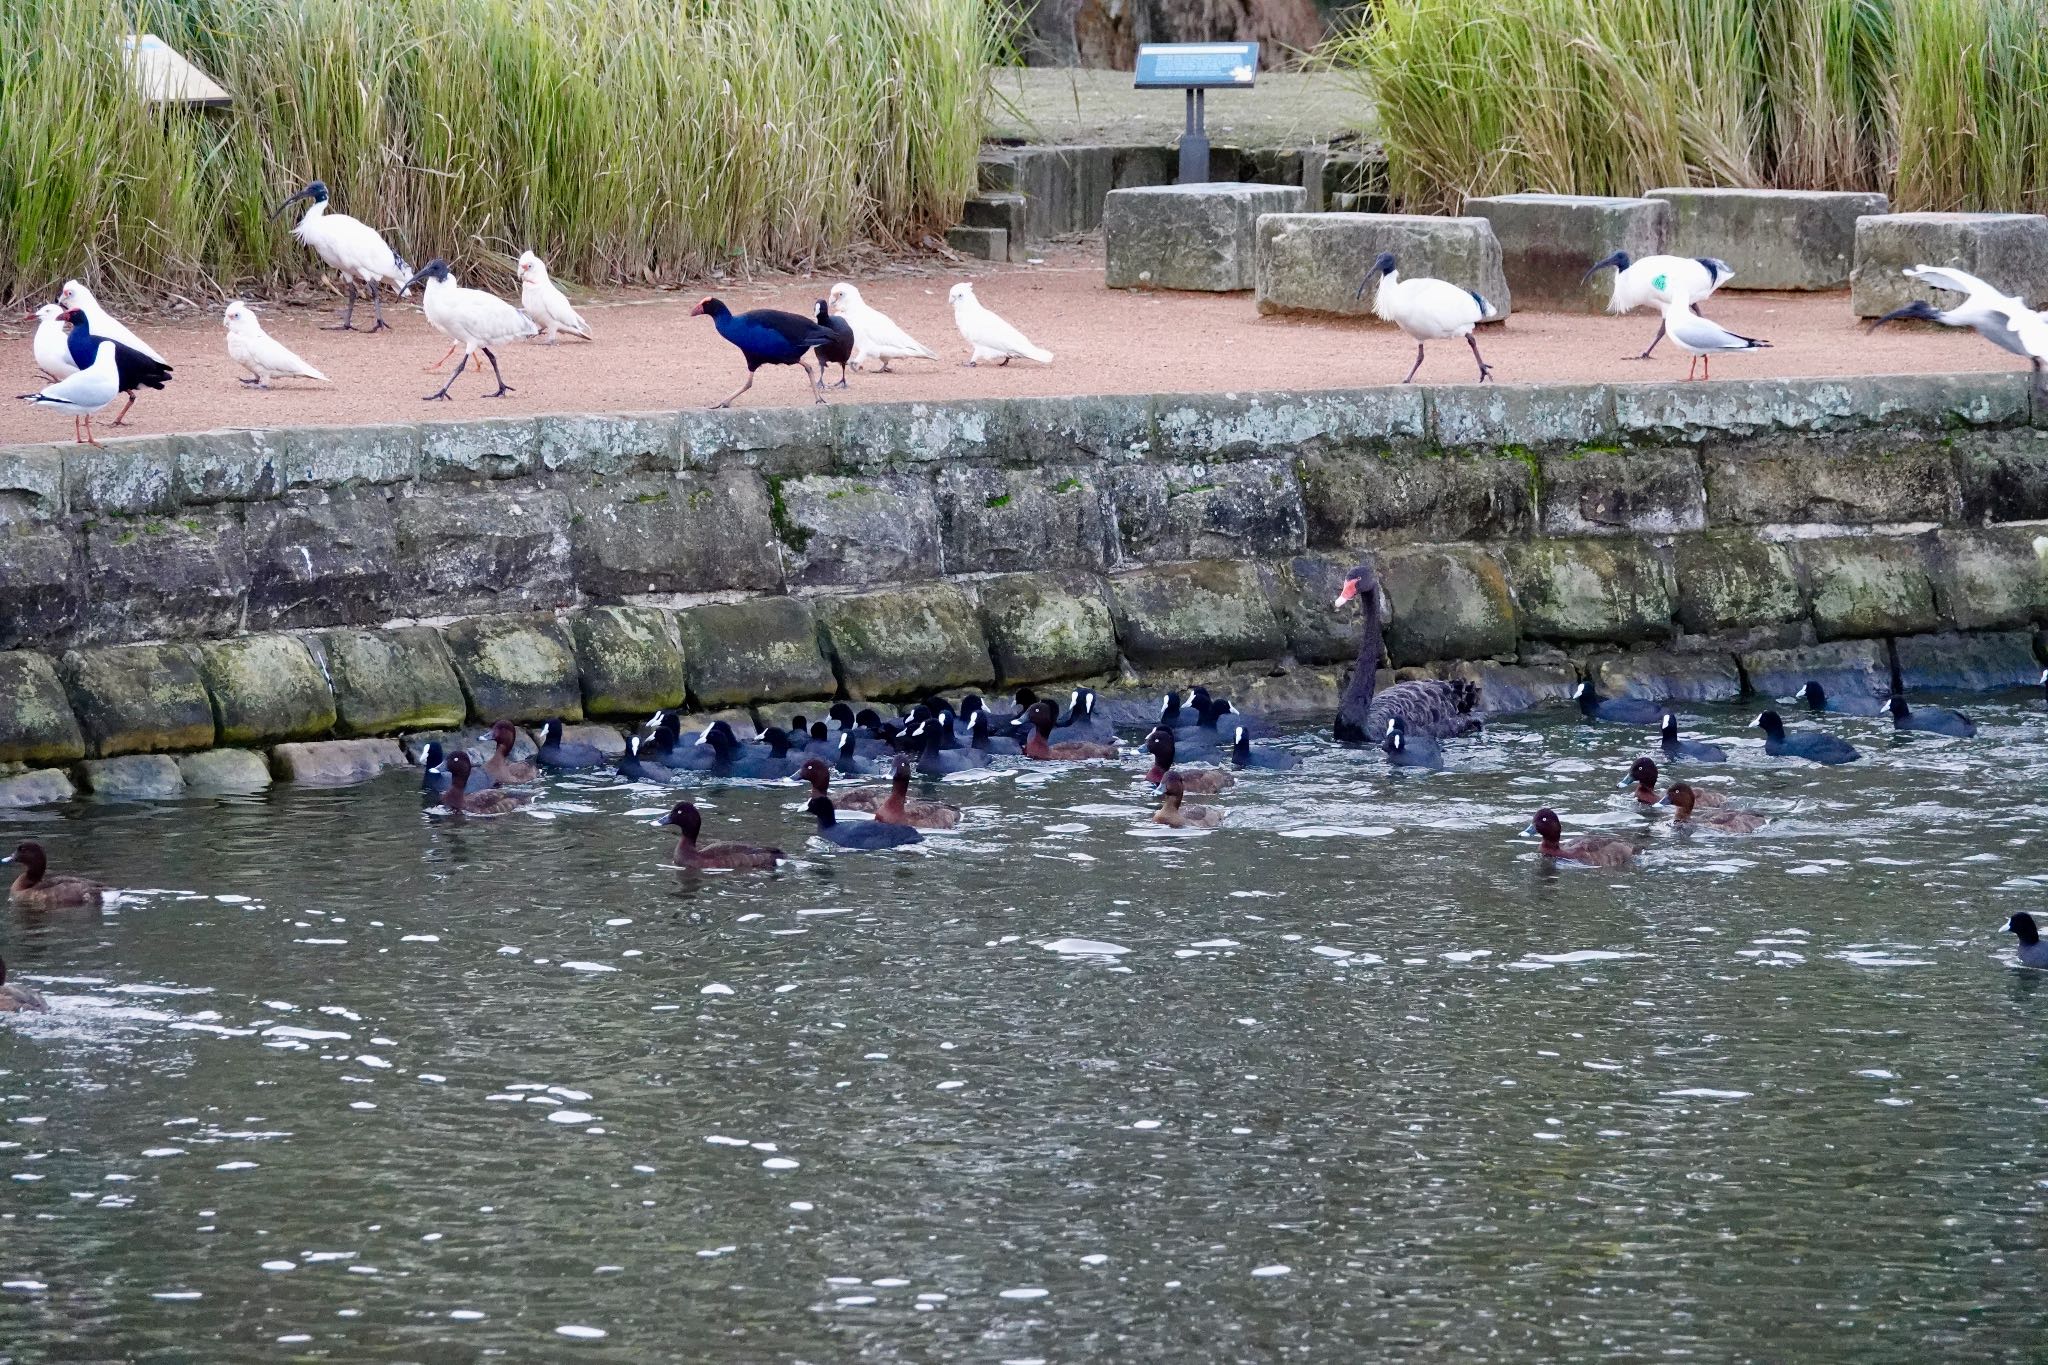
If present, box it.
[1323,0,2048,214]
[0,0,1015,304]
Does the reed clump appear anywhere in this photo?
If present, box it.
[1322,0,2048,215]
[0,0,1014,304]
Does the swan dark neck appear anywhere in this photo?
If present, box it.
[1343,587,1383,710]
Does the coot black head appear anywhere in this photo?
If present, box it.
[2007,912,2039,945]
[805,795,837,827]
[1795,681,1825,709]
[1752,710,1786,738]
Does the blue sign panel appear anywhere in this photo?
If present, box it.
[1133,42,1259,90]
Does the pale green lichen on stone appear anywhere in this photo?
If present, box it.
[196,634,337,745]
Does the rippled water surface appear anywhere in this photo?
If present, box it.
[4,698,2047,1362]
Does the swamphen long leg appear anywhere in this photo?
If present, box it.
[1402,342,1426,384]
[480,346,513,398]
[800,356,826,405]
[712,369,756,410]
[1465,333,1494,383]
[425,346,468,400]
[326,279,360,331]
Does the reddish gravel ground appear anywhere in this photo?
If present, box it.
[2,244,2029,448]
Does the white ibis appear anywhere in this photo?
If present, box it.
[1661,296,1770,379]
[26,303,76,380]
[516,251,592,344]
[223,303,328,388]
[55,281,165,364]
[1582,253,1735,358]
[272,180,412,332]
[2001,308,2048,396]
[949,283,1052,366]
[403,259,537,399]
[18,339,120,445]
[1356,251,1499,383]
[1867,265,2038,362]
[827,282,936,371]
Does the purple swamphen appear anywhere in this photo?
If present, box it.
[692,297,839,409]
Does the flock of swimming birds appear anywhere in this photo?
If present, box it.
[4,561,2045,1013]
[18,175,2048,442]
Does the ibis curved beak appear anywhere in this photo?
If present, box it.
[1353,264,1389,301]
[399,268,428,294]
[269,187,312,221]
[1581,251,1628,285]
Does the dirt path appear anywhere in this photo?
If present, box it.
[3,246,2026,449]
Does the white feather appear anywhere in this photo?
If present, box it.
[948,282,1052,365]
[1897,264,2040,359]
[29,304,76,380]
[54,281,165,364]
[1373,271,1496,340]
[1905,263,2029,310]
[1661,298,1767,356]
[291,200,409,291]
[22,339,120,416]
[420,273,540,353]
[223,303,328,385]
[517,251,592,342]
[1599,255,1733,314]
[828,282,935,367]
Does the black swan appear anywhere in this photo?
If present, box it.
[1333,561,1481,742]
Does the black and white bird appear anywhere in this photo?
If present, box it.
[1582,253,1735,358]
[403,259,537,399]
[60,310,172,425]
[55,280,165,363]
[517,250,592,344]
[1356,251,1499,383]
[1867,265,2038,373]
[827,282,936,371]
[813,299,855,389]
[19,338,121,445]
[1661,296,1769,380]
[950,283,1052,366]
[272,180,413,332]
[223,303,328,388]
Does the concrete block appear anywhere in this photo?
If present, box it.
[315,627,468,736]
[976,572,1119,685]
[194,635,337,744]
[674,598,834,707]
[1894,629,2041,691]
[936,464,1110,574]
[569,607,687,717]
[1108,561,1287,669]
[1254,213,1509,319]
[962,193,1027,239]
[946,226,1009,262]
[0,769,75,808]
[0,650,85,765]
[59,643,215,757]
[1799,536,1941,640]
[1463,194,1670,311]
[814,583,992,698]
[271,737,408,786]
[1849,212,2048,317]
[775,473,942,587]
[1646,187,1888,290]
[1740,639,1892,701]
[79,754,185,800]
[1105,182,1307,292]
[176,748,274,795]
[441,615,584,722]
[1504,538,1675,643]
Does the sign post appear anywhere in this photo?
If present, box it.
[1133,42,1258,185]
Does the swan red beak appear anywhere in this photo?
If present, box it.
[1333,577,1360,608]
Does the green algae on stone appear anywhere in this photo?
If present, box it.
[1108,561,1286,669]
[814,584,992,698]
[441,615,584,723]
[674,598,834,707]
[975,573,1118,685]
[1378,544,1517,666]
[1505,538,1675,643]
[59,643,216,757]
[570,607,686,717]
[316,627,469,736]
[1673,532,1804,633]
[0,650,85,765]
[1799,537,1940,640]
[196,635,337,745]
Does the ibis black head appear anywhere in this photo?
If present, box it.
[400,259,451,293]
[1582,251,1631,284]
[1354,251,1399,300]
[270,180,330,219]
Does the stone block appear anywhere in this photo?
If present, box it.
[976,572,1119,685]
[1106,459,1306,561]
[278,424,420,488]
[1893,629,2041,691]
[1935,528,2048,631]
[176,748,274,794]
[1505,539,1675,643]
[570,607,687,717]
[1434,385,1615,452]
[0,651,84,764]
[394,485,574,615]
[64,438,179,515]
[82,509,248,642]
[1739,639,1892,701]
[1009,395,1153,467]
[0,444,65,523]
[814,583,992,698]
[1107,561,1287,669]
[674,598,834,707]
[1463,194,1671,311]
[1444,660,1577,715]
[834,400,1010,470]
[419,418,541,482]
[271,737,408,786]
[679,404,838,474]
[1237,666,1345,720]
[1849,212,2048,316]
[945,225,1009,262]
[1272,555,1361,665]
[1378,545,1517,666]
[1592,650,1743,702]
[1105,182,1307,292]
[441,615,583,722]
[0,524,85,649]
[170,429,281,506]
[1673,532,1805,633]
[79,754,184,801]
[555,723,627,759]
[242,493,399,630]
[1541,447,1705,536]
[962,192,1027,239]
[59,643,215,757]
[194,635,336,744]
[775,473,943,587]
[0,769,75,808]
[1646,187,1887,290]
[1156,390,1427,462]
[316,627,468,736]
[1703,436,1961,526]
[1297,449,1533,547]
[1800,537,1941,640]
[936,465,1109,574]
[1254,212,1510,319]
[1617,373,2029,445]
[569,468,783,596]
[537,412,680,478]
[1957,430,2048,523]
